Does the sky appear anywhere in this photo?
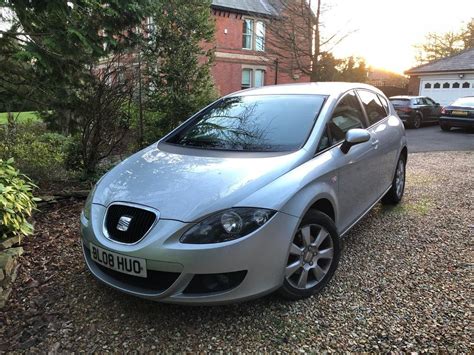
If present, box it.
[322,0,474,74]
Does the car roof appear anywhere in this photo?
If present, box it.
[227,82,383,97]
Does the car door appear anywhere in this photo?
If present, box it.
[325,90,381,232]
[425,97,442,120]
[357,89,400,200]
[414,97,430,120]
[357,89,398,197]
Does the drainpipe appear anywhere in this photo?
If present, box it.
[274,58,279,85]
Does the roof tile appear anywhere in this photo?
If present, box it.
[211,0,281,16]
[406,48,474,74]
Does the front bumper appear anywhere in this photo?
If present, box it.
[81,204,300,305]
[439,116,474,128]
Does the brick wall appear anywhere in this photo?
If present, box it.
[407,76,421,95]
[211,9,310,96]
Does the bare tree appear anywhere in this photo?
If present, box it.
[415,18,473,64]
[76,54,135,174]
[266,0,351,82]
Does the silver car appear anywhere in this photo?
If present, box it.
[81,83,407,304]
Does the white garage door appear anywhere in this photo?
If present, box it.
[420,79,474,106]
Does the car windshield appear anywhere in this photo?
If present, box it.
[167,95,326,152]
[390,99,410,106]
[451,97,474,107]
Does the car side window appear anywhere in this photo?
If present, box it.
[316,128,330,153]
[377,94,390,115]
[327,91,365,144]
[425,97,436,106]
[358,90,387,126]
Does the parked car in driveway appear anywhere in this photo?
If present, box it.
[390,95,442,129]
[81,83,408,305]
[439,96,474,131]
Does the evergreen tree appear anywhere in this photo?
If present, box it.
[142,0,217,135]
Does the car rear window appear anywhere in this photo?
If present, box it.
[390,99,410,106]
[451,97,474,107]
[166,95,326,152]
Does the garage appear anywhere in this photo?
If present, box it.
[406,48,474,106]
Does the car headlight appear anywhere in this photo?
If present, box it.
[83,184,97,220]
[180,208,276,244]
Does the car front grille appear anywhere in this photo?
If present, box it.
[105,204,157,244]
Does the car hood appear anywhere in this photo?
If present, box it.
[93,144,307,222]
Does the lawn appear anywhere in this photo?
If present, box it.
[0,111,42,124]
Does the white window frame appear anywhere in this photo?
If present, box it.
[242,18,266,51]
[242,19,254,50]
[255,21,266,52]
[242,67,266,89]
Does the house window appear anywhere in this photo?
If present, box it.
[255,69,265,87]
[443,82,450,88]
[255,21,266,51]
[242,68,265,89]
[424,83,431,89]
[242,69,252,89]
[242,19,254,50]
[242,19,266,51]
[462,82,470,88]
[433,83,440,89]
[453,82,460,88]
[146,17,155,33]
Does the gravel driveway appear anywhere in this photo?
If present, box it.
[1,151,472,352]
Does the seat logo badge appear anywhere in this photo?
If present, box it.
[117,216,133,232]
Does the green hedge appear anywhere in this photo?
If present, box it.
[0,159,39,240]
[0,123,73,182]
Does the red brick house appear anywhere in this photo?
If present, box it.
[210,0,310,96]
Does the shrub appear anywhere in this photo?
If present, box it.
[0,159,38,240]
[0,122,73,182]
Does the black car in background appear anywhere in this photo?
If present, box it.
[440,96,474,131]
[389,96,442,129]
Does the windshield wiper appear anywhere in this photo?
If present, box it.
[179,137,222,148]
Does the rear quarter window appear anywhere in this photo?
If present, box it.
[378,94,390,115]
[358,90,387,126]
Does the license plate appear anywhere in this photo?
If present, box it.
[452,110,468,116]
[90,243,147,278]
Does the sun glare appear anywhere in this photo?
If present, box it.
[323,0,474,74]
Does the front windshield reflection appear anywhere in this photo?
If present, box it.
[167,95,326,152]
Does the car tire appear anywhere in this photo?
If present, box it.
[440,122,451,131]
[382,154,406,205]
[279,210,340,300]
[411,114,422,129]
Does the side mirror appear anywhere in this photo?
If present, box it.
[340,128,371,154]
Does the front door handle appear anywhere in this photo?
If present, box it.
[371,139,379,148]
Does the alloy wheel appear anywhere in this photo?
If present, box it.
[413,116,421,129]
[285,224,334,290]
[395,159,405,198]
